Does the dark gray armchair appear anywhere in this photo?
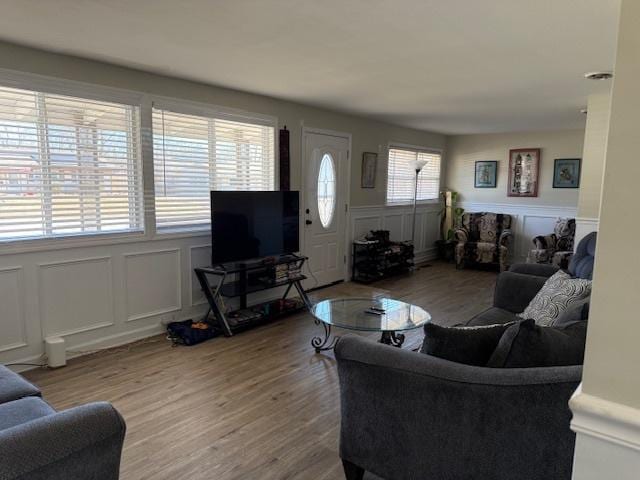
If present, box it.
[0,365,126,480]
[336,336,581,480]
[334,234,598,480]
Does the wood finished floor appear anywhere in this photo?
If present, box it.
[24,261,497,480]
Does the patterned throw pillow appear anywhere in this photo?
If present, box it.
[518,270,592,326]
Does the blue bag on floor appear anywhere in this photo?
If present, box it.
[166,319,218,346]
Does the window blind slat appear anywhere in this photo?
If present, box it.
[386,147,441,204]
[0,85,143,241]
[152,107,275,231]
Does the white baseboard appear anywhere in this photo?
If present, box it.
[415,247,439,265]
[7,306,208,373]
[3,353,48,373]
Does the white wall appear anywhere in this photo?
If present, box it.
[571,0,640,476]
[445,130,585,261]
[445,130,585,207]
[575,91,612,244]
[0,41,446,209]
[0,235,210,366]
[0,42,445,368]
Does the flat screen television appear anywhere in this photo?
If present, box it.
[211,191,300,265]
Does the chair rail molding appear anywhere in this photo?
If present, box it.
[570,384,640,479]
[457,201,578,262]
[575,217,599,246]
[458,201,577,217]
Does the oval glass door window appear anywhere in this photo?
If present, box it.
[317,153,336,228]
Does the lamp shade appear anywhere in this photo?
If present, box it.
[415,158,429,172]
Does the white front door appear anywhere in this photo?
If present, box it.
[303,131,350,287]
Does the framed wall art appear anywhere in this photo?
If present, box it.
[553,158,581,188]
[474,161,498,188]
[361,152,377,188]
[508,148,540,197]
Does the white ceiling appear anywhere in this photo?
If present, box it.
[0,0,620,134]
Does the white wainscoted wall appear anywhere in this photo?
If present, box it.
[0,234,212,369]
[457,202,578,263]
[0,203,441,370]
[575,217,599,246]
[350,203,442,265]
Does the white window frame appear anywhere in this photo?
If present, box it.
[0,68,148,254]
[385,142,444,206]
[148,95,279,236]
[0,69,279,255]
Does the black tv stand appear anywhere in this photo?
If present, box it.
[195,255,311,336]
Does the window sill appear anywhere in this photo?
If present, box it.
[0,229,211,256]
[385,199,442,207]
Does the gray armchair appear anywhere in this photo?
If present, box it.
[334,236,598,480]
[336,336,581,480]
[0,365,126,480]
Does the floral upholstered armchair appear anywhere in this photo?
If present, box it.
[529,218,576,269]
[455,212,513,271]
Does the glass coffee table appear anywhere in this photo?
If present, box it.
[310,297,431,352]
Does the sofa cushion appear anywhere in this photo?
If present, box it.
[420,322,515,366]
[518,270,592,326]
[0,396,55,431]
[554,298,590,327]
[487,319,587,368]
[0,365,41,404]
[466,307,520,326]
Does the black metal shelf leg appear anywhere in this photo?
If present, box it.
[195,268,233,337]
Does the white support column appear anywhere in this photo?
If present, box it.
[571,0,640,477]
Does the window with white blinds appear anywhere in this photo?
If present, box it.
[0,85,142,241]
[152,107,275,231]
[386,146,441,204]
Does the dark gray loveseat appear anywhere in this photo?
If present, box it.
[334,233,596,480]
[0,365,126,480]
[467,231,596,327]
[336,336,581,480]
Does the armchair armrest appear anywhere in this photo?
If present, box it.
[454,227,468,243]
[493,270,548,313]
[0,402,126,480]
[335,335,581,480]
[509,263,559,278]
[499,228,513,247]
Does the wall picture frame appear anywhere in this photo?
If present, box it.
[553,158,581,188]
[508,148,540,197]
[474,161,498,188]
[361,152,377,188]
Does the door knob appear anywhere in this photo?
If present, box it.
[306,220,313,225]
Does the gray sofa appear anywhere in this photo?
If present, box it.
[0,365,126,480]
[336,336,581,480]
[335,233,597,480]
[467,231,596,327]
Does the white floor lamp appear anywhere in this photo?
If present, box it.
[410,158,429,245]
